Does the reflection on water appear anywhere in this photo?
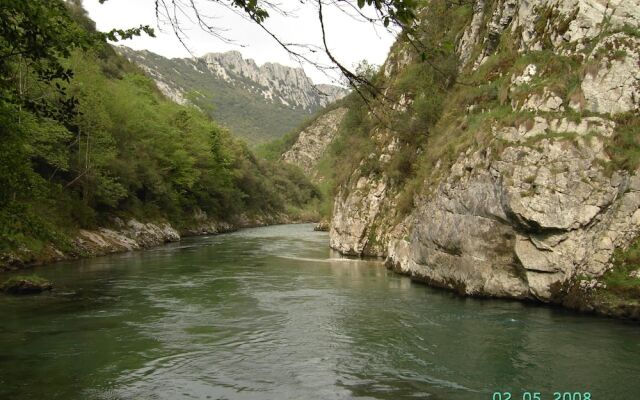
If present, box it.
[0,224,638,400]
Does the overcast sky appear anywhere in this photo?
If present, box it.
[83,0,398,85]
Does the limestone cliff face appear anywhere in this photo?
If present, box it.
[388,139,640,300]
[282,107,347,176]
[0,211,297,271]
[327,0,640,317]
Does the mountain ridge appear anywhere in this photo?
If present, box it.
[282,0,640,320]
[115,46,348,144]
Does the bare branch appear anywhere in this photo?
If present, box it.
[145,0,423,108]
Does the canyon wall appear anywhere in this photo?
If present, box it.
[304,0,640,318]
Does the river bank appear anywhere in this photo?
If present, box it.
[386,257,640,322]
[5,217,639,323]
[1,224,638,399]
[0,213,310,272]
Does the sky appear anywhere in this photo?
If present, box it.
[83,0,398,85]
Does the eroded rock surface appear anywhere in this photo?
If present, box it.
[388,143,640,302]
[282,108,347,176]
[581,34,640,114]
[74,219,180,256]
[328,0,640,317]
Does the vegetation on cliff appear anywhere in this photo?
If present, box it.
[603,237,640,299]
[273,1,472,220]
[291,0,640,225]
[277,0,640,316]
[0,0,320,261]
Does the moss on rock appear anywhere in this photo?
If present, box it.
[1,275,53,295]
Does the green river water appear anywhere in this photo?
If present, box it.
[1,224,638,400]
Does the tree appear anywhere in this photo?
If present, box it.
[0,0,154,121]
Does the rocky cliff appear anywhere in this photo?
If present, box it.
[282,107,347,176]
[315,0,640,318]
[116,47,348,143]
[197,51,346,109]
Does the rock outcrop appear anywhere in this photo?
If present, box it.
[0,212,297,271]
[326,0,640,318]
[199,51,347,109]
[282,107,347,176]
[388,144,640,302]
[73,219,180,257]
[1,276,53,295]
[119,48,348,111]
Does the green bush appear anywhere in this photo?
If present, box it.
[603,237,640,298]
[0,0,321,255]
[607,112,640,171]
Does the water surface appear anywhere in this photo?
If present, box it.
[1,224,638,399]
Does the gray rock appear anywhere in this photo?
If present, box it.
[74,219,180,256]
[117,47,348,111]
[329,0,640,309]
[385,142,640,302]
[582,34,640,114]
[282,108,347,175]
[457,0,486,68]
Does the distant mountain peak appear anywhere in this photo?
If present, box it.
[116,46,348,143]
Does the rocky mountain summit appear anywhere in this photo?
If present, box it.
[198,51,346,109]
[116,47,348,143]
[284,0,640,319]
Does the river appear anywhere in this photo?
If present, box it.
[1,224,638,399]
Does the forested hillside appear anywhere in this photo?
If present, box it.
[116,47,348,144]
[0,0,320,265]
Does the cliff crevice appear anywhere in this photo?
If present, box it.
[317,0,640,318]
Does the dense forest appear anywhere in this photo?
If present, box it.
[0,1,320,259]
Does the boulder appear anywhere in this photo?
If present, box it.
[1,276,53,295]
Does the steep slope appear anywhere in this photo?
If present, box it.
[116,47,348,144]
[0,2,321,269]
[285,0,640,318]
[282,107,348,176]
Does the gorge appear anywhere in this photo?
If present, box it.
[281,0,640,320]
[1,1,640,397]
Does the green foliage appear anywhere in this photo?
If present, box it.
[355,0,417,26]
[0,0,320,255]
[602,237,640,299]
[326,94,376,187]
[352,59,380,87]
[0,0,90,81]
[607,112,640,172]
[119,48,325,145]
[0,203,63,252]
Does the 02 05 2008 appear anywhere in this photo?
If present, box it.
[492,392,592,400]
